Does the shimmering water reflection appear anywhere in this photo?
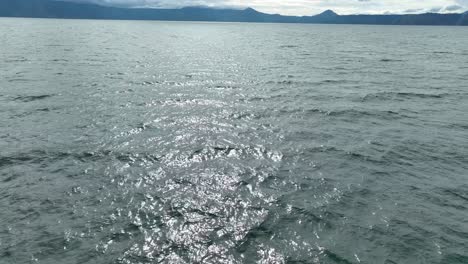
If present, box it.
[1,18,468,264]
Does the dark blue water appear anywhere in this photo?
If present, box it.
[1,18,468,264]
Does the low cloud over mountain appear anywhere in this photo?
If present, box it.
[62,0,468,16]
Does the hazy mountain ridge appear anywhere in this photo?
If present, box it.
[0,0,467,25]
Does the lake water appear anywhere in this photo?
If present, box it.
[1,18,468,264]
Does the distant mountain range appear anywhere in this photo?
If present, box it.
[1,0,467,25]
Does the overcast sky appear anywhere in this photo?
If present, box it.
[68,0,468,15]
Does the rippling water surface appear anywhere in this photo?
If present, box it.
[1,18,468,264]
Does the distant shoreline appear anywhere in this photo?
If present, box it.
[2,16,468,27]
[1,0,467,26]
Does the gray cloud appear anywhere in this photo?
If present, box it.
[445,4,463,11]
[65,0,232,8]
[403,8,424,13]
[429,7,443,12]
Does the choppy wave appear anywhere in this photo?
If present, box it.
[360,91,465,101]
[13,94,55,102]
